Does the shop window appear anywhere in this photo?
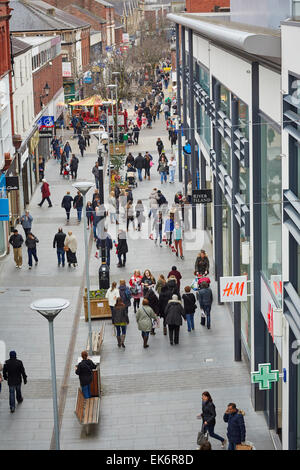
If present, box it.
[240,227,251,355]
[260,118,282,303]
[221,136,231,174]
[220,84,230,118]
[222,195,232,277]
[238,98,249,139]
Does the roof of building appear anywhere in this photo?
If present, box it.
[167,12,281,59]
[11,37,32,56]
[94,0,114,8]
[69,4,106,24]
[18,35,57,45]
[10,0,90,32]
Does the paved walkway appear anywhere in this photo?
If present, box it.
[0,99,274,450]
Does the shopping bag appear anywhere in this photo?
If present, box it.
[191,278,198,291]
[200,311,206,326]
[236,442,254,451]
[162,232,167,242]
[152,317,160,329]
[197,430,208,446]
[149,232,154,240]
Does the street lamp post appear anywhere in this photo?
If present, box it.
[108,84,117,156]
[101,101,112,194]
[30,298,70,451]
[112,72,120,143]
[72,181,95,355]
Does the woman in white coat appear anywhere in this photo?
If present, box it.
[105,281,120,319]
[64,231,78,268]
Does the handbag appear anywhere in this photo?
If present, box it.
[236,442,253,451]
[152,317,160,328]
[197,429,208,446]
[63,246,69,252]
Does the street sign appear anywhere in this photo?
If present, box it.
[192,189,212,204]
[38,116,55,128]
[5,176,19,191]
[251,363,279,390]
[220,275,248,302]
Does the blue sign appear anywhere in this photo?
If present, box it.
[38,116,55,128]
[105,46,113,52]
[0,173,6,198]
[98,63,106,68]
[183,143,191,154]
[83,71,92,84]
[0,198,9,221]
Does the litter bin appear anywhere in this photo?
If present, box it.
[99,263,110,289]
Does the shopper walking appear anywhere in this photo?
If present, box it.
[25,232,39,269]
[116,230,128,267]
[78,135,86,157]
[164,214,174,246]
[143,152,152,180]
[129,270,143,313]
[86,201,93,229]
[156,138,164,156]
[53,227,66,267]
[63,141,72,160]
[223,403,246,451]
[195,250,210,275]
[9,229,24,269]
[153,211,163,246]
[133,124,140,144]
[92,161,100,190]
[20,210,33,237]
[75,351,97,399]
[156,274,166,295]
[64,231,78,268]
[141,270,156,296]
[61,191,73,222]
[108,191,117,224]
[135,199,145,231]
[165,295,185,345]
[126,200,135,232]
[198,281,213,329]
[174,223,184,259]
[158,284,172,335]
[168,156,177,184]
[105,281,120,318]
[83,126,90,147]
[118,280,132,313]
[38,179,52,207]
[73,191,83,223]
[134,152,144,182]
[158,156,168,184]
[136,298,158,349]
[3,351,27,413]
[112,297,129,349]
[182,286,197,332]
[70,154,79,180]
[197,391,226,448]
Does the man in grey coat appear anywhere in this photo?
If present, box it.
[92,161,100,190]
[20,210,33,237]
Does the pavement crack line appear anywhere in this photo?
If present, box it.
[49,223,93,450]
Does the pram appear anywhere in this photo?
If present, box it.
[127,171,137,189]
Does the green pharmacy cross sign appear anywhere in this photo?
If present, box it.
[251,363,279,390]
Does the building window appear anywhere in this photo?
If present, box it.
[238,98,249,139]
[221,136,231,174]
[293,0,300,18]
[222,194,232,277]
[220,84,230,118]
[260,117,282,302]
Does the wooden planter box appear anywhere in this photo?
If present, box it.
[83,289,111,321]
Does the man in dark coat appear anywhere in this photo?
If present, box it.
[75,351,97,399]
[70,154,79,179]
[96,229,113,266]
[158,285,172,335]
[198,281,213,329]
[78,135,86,157]
[223,403,246,450]
[165,295,185,345]
[156,138,164,156]
[116,230,128,267]
[134,152,144,182]
[9,229,24,268]
[61,191,73,222]
[53,227,67,267]
[3,351,27,412]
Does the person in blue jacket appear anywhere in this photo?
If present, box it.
[223,403,246,450]
[164,212,174,246]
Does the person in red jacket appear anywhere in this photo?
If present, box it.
[38,179,52,207]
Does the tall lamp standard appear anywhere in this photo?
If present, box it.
[72,181,95,355]
[112,71,120,143]
[30,298,70,451]
[101,101,112,193]
[108,84,117,156]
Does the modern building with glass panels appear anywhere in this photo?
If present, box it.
[168,0,300,450]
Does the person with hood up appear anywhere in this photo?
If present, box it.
[3,351,27,413]
[164,294,185,345]
[158,284,172,335]
[223,403,246,451]
[135,298,158,349]
[38,179,52,207]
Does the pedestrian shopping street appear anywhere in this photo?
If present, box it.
[0,100,273,450]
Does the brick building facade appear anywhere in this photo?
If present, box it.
[185,0,229,13]
[33,54,63,116]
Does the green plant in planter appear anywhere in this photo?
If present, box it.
[89,289,107,299]
[110,154,125,173]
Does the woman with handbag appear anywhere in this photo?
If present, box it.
[197,391,226,448]
[135,298,158,349]
[64,231,78,268]
[129,270,143,313]
[182,286,197,332]
[105,281,120,319]
[113,297,129,349]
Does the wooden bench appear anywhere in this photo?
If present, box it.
[75,366,101,435]
[86,324,105,355]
